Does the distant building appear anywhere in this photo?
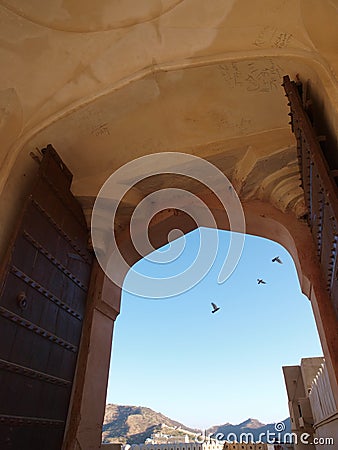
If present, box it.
[145,425,198,444]
[283,357,338,450]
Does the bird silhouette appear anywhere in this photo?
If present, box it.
[257,279,266,285]
[211,302,220,313]
[272,256,283,264]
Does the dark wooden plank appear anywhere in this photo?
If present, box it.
[310,165,325,257]
[0,422,64,450]
[283,75,338,319]
[320,202,338,290]
[0,145,93,449]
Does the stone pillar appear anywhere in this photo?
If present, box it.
[62,260,121,450]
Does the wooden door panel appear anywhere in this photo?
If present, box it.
[31,189,87,251]
[1,275,82,349]
[19,219,90,298]
[25,198,91,266]
[0,285,79,377]
[0,372,71,419]
[24,193,91,269]
[0,424,65,450]
[0,145,93,449]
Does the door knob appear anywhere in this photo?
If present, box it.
[17,292,27,310]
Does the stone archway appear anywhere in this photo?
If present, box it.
[115,196,338,393]
[65,193,337,449]
[1,2,338,449]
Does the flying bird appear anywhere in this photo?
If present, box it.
[211,302,220,313]
[257,279,266,285]
[272,256,283,264]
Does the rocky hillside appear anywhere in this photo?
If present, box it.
[103,404,198,444]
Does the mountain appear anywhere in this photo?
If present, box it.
[102,404,291,444]
[207,417,291,442]
[207,418,265,436]
[103,404,199,444]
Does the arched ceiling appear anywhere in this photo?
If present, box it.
[0,0,184,31]
[0,0,337,226]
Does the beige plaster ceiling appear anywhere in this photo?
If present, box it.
[0,0,337,228]
[0,0,184,32]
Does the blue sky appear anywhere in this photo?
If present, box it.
[106,228,323,430]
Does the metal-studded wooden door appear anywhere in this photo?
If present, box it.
[0,145,93,449]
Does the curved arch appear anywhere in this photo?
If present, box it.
[1,50,338,198]
[102,198,338,403]
[60,196,338,447]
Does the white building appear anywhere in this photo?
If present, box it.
[283,357,337,450]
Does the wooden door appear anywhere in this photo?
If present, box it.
[0,145,93,449]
